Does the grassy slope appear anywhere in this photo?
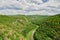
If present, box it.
[0,15,48,40]
[34,14,60,40]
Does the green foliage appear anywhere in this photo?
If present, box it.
[34,14,60,40]
[0,14,60,40]
[0,15,48,40]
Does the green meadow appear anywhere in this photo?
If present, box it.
[0,14,60,40]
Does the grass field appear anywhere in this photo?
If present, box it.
[0,14,60,40]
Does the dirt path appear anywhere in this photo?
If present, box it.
[30,29,36,40]
[30,26,39,40]
[26,25,39,40]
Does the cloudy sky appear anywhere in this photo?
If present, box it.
[0,0,60,15]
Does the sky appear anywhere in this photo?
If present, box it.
[0,0,60,15]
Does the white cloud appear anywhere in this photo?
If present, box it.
[0,0,60,15]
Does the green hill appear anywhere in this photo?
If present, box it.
[34,14,60,40]
[0,14,60,40]
[0,15,48,40]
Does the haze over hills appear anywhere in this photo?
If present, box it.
[0,0,60,15]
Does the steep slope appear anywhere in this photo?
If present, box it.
[0,15,48,40]
[0,15,36,40]
[34,14,60,40]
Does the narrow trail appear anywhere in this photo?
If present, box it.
[30,29,36,40]
[30,26,39,40]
